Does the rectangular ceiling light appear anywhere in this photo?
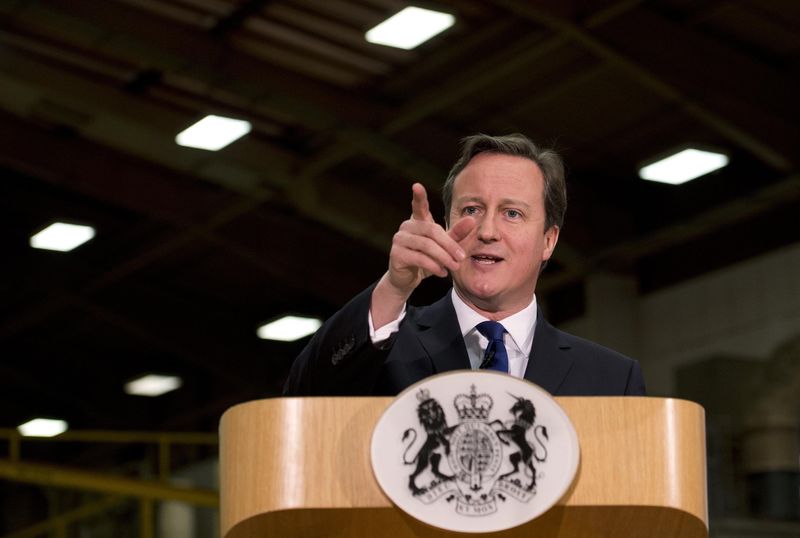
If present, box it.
[639,148,729,185]
[18,418,69,437]
[365,6,455,50]
[257,315,322,341]
[175,114,252,151]
[125,374,183,397]
[30,222,95,252]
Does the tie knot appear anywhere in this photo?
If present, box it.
[476,320,506,342]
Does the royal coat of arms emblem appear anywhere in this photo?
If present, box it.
[372,372,579,533]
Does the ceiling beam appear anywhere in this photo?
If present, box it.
[28,0,378,122]
[491,1,796,172]
[68,295,248,387]
[0,112,387,343]
[0,55,396,250]
[297,0,644,184]
[211,0,273,37]
[0,360,116,424]
[2,0,602,279]
[0,4,434,241]
[19,0,448,185]
[539,173,800,293]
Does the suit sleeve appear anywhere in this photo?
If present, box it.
[282,284,394,396]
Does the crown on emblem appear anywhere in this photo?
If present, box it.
[454,384,493,420]
[416,388,431,402]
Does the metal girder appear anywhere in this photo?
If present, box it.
[0,108,390,342]
[67,296,249,388]
[289,2,647,272]
[0,460,219,506]
[0,35,400,250]
[1,0,593,274]
[296,126,447,190]
[10,0,375,125]
[212,0,273,37]
[298,0,644,184]
[539,173,800,292]
[0,360,117,426]
[0,2,410,264]
[492,0,796,172]
[11,0,446,185]
[297,34,568,182]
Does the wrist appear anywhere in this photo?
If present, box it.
[371,272,411,329]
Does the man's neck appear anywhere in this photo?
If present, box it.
[449,288,538,363]
[452,285,534,321]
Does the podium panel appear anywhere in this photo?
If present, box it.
[220,397,707,538]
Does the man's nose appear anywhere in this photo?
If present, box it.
[476,213,499,242]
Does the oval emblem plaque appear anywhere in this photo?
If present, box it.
[371,371,580,533]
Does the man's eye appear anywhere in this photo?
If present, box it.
[506,209,521,218]
[463,207,478,215]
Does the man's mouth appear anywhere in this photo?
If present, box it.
[471,254,503,265]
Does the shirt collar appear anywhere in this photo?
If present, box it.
[450,288,538,353]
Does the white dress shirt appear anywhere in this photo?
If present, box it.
[369,289,538,379]
[450,289,537,378]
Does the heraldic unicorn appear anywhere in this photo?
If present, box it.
[400,384,549,516]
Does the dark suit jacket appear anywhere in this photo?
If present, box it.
[283,284,646,397]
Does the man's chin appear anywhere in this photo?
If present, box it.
[453,277,537,315]
[453,282,502,307]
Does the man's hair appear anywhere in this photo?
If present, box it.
[442,133,567,231]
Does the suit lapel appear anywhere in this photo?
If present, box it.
[412,296,573,389]
[415,293,471,374]
[524,307,574,394]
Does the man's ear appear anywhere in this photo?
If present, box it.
[542,225,559,261]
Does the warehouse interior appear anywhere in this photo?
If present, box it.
[1,0,798,536]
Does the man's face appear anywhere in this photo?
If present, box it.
[448,153,559,316]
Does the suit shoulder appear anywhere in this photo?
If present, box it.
[550,325,646,395]
[554,327,636,365]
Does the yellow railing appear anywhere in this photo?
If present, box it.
[0,428,219,538]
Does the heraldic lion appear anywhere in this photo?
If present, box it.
[401,393,456,495]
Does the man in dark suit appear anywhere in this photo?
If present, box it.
[284,134,646,397]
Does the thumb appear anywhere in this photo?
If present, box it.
[448,216,476,243]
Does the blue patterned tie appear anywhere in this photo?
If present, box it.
[476,321,509,373]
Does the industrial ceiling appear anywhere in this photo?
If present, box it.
[0,0,798,475]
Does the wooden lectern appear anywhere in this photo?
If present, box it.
[220,397,707,537]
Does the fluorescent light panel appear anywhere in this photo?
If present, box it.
[18,418,68,437]
[365,6,455,50]
[257,315,322,341]
[175,115,251,151]
[30,222,95,252]
[639,148,729,185]
[125,374,183,397]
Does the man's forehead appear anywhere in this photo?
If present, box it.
[454,154,543,184]
[452,155,543,196]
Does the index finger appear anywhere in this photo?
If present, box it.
[411,183,434,222]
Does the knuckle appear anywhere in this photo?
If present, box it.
[421,221,437,235]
